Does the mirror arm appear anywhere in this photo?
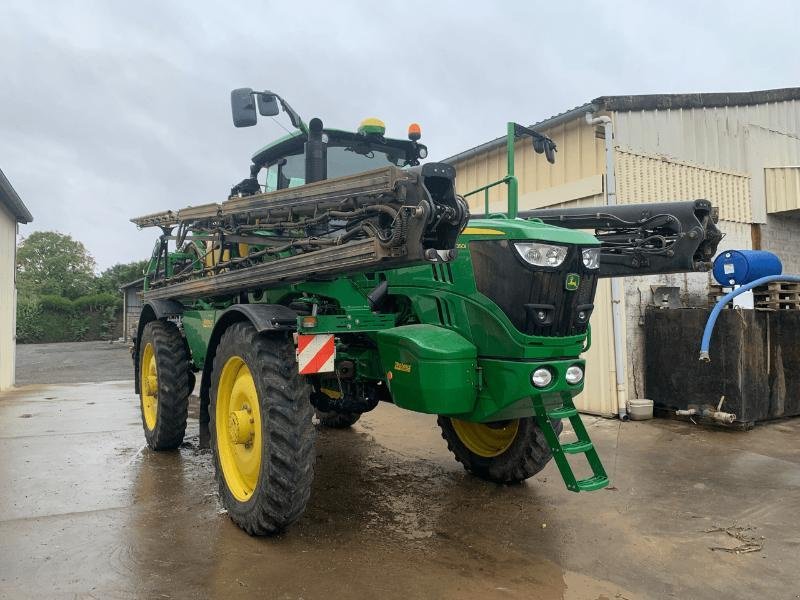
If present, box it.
[256,90,308,134]
[512,122,557,164]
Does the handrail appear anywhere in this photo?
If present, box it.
[461,122,520,218]
[463,176,514,216]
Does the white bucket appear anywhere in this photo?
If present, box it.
[627,398,654,421]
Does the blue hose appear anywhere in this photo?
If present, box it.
[700,275,800,361]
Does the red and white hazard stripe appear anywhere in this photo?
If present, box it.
[296,334,336,375]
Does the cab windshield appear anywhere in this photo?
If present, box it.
[262,142,413,191]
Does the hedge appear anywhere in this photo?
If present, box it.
[16,293,122,344]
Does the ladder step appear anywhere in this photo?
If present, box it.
[561,440,593,454]
[547,406,578,419]
[576,475,609,491]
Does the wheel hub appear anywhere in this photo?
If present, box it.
[215,356,262,502]
[145,375,158,397]
[140,343,158,430]
[227,408,254,445]
[451,418,520,458]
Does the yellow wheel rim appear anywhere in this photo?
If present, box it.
[140,342,158,430]
[451,418,520,458]
[216,356,262,502]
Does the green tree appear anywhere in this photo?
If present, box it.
[96,260,149,294]
[16,231,98,299]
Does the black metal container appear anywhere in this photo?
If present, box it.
[645,307,800,427]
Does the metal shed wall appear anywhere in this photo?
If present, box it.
[0,203,17,390]
[612,100,800,222]
[765,166,800,214]
[615,149,752,222]
[573,278,623,416]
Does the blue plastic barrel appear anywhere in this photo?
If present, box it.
[713,250,783,286]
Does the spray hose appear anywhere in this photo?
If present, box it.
[699,275,800,361]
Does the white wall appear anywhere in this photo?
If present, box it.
[0,202,17,390]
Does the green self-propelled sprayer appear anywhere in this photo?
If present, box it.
[131,88,722,535]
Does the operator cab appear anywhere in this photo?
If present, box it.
[227,87,428,197]
[251,123,428,192]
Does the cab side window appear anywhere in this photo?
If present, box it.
[278,153,305,189]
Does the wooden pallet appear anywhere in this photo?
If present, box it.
[708,281,800,311]
[708,283,733,308]
[753,281,800,310]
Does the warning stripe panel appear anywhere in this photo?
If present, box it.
[296,333,314,354]
[297,334,335,375]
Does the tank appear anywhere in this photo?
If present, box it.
[713,250,782,286]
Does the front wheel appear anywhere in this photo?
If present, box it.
[437,416,558,484]
[138,320,190,450]
[210,322,315,535]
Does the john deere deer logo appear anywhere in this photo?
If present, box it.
[565,273,580,291]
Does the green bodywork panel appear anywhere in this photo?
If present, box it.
[182,310,216,368]
[377,325,478,414]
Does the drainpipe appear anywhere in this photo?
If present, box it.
[585,112,628,421]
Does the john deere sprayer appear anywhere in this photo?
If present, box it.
[131,88,722,535]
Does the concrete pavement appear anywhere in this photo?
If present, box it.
[1,376,799,599]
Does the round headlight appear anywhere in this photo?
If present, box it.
[514,242,568,267]
[531,367,553,388]
[582,248,601,269]
[565,365,584,385]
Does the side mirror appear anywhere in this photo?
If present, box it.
[231,88,257,127]
[514,123,557,164]
[257,93,280,117]
[533,137,557,164]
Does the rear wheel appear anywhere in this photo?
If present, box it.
[210,322,315,535]
[138,320,190,450]
[437,416,558,483]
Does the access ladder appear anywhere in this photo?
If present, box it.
[532,394,609,492]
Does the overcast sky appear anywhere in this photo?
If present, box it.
[2,0,798,270]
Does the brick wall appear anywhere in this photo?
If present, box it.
[762,213,800,274]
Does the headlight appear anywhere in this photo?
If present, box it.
[582,248,601,269]
[565,365,584,385]
[514,243,567,267]
[531,367,553,388]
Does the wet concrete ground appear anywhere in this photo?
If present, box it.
[2,345,800,599]
[15,341,132,386]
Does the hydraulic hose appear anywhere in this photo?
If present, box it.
[699,275,800,361]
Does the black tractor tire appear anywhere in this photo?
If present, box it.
[187,370,197,395]
[209,322,315,536]
[138,320,191,450]
[315,410,361,429]
[437,416,561,484]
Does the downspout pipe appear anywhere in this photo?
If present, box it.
[700,275,800,361]
[586,111,628,421]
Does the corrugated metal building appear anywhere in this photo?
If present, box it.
[0,169,33,391]
[445,87,800,416]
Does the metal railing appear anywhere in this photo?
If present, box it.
[461,122,520,218]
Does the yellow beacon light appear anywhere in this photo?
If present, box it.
[408,123,421,141]
[358,117,386,136]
